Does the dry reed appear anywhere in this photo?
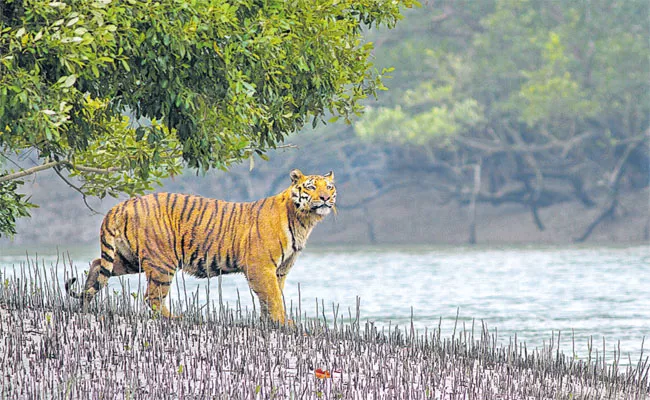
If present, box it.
[0,254,648,399]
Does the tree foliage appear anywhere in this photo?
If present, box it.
[357,0,649,240]
[0,0,417,236]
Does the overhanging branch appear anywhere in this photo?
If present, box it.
[0,161,121,184]
[0,161,62,183]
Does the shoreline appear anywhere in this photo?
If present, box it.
[1,247,649,368]
[1,264,648,399]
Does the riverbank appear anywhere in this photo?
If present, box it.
[1,164,648,247]
[1,262,648,399]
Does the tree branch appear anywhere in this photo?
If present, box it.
[454,130,596,156]
[575,139,644,242]
[52,166,103,215]
[72,164,122,174]
[0,160,121,184]
[0,161,63,183]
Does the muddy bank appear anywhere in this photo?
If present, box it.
[1,260,648,399]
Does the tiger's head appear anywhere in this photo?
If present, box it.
[290,169,337,216]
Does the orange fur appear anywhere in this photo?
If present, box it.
[65,169,336,323]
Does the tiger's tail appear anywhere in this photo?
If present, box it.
[64,277,84,299]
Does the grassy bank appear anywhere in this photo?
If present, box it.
[0,258,648,399]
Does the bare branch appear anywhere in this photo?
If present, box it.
[0,160,122,184]
[275,143,299,150]
[52,166,103,216]
[575,139,644,242]
[454,130,596,156]
[72,164,121,174]
[0,153,25,171]
[0,161,63,183]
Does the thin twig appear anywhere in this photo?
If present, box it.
[52,166,103,215]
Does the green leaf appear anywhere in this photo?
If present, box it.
[59,74,77,88]
[66,17,80,27]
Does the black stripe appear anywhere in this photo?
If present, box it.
[221,203,236,245]
[100,265,112,276]
[155,196,173,252]
[123,212,130,236]
[185,197,199,221]
[199,202,219,254]
[169,198,179,261]
[153,194,163,221]
[153,193,162,220]
[213,202,230,260]
[269,252,277,267]
[169,193,179,215]
[142,195,151,216]
[101,236,114,251]
[255,199,267,240]
[179,196,190,222]
[285,200,296,248]
[196,200,210,227]
[227,203,239,234]
[132,198,140,257]
[148,262,172,276]
[162,220,175,254]
[101,251,114,263]
[287,219,297,252]
[218,202,230,233]
[188,249,199,268]
[209,255,219,275]
[92,280,101,291]
[149,276,171,287]
[229,204,243,259]
[104,208,116,235]
[196,257,207,278]
[180,234,186,266]
[172,227,179,261]
[278,239,285,265]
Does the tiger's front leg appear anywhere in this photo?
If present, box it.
[246,267,288,325]
[142,260,177,319]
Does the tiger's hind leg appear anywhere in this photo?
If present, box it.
[142,260,177,318]
[82,258,103,305]
[65,258,102,304]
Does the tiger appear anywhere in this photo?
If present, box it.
[65,169,336,324]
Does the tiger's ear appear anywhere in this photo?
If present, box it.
[323,171,335,182]
[290,169,304,183]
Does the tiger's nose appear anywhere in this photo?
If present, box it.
[320,194,330,202]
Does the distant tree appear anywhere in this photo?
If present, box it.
[357,0,649,242]
[0,0,417,237]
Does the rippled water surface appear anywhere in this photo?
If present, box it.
[1,244,649,363]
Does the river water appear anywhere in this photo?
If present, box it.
[1,244,648,364]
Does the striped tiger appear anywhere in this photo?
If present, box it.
[65,169,336,324]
